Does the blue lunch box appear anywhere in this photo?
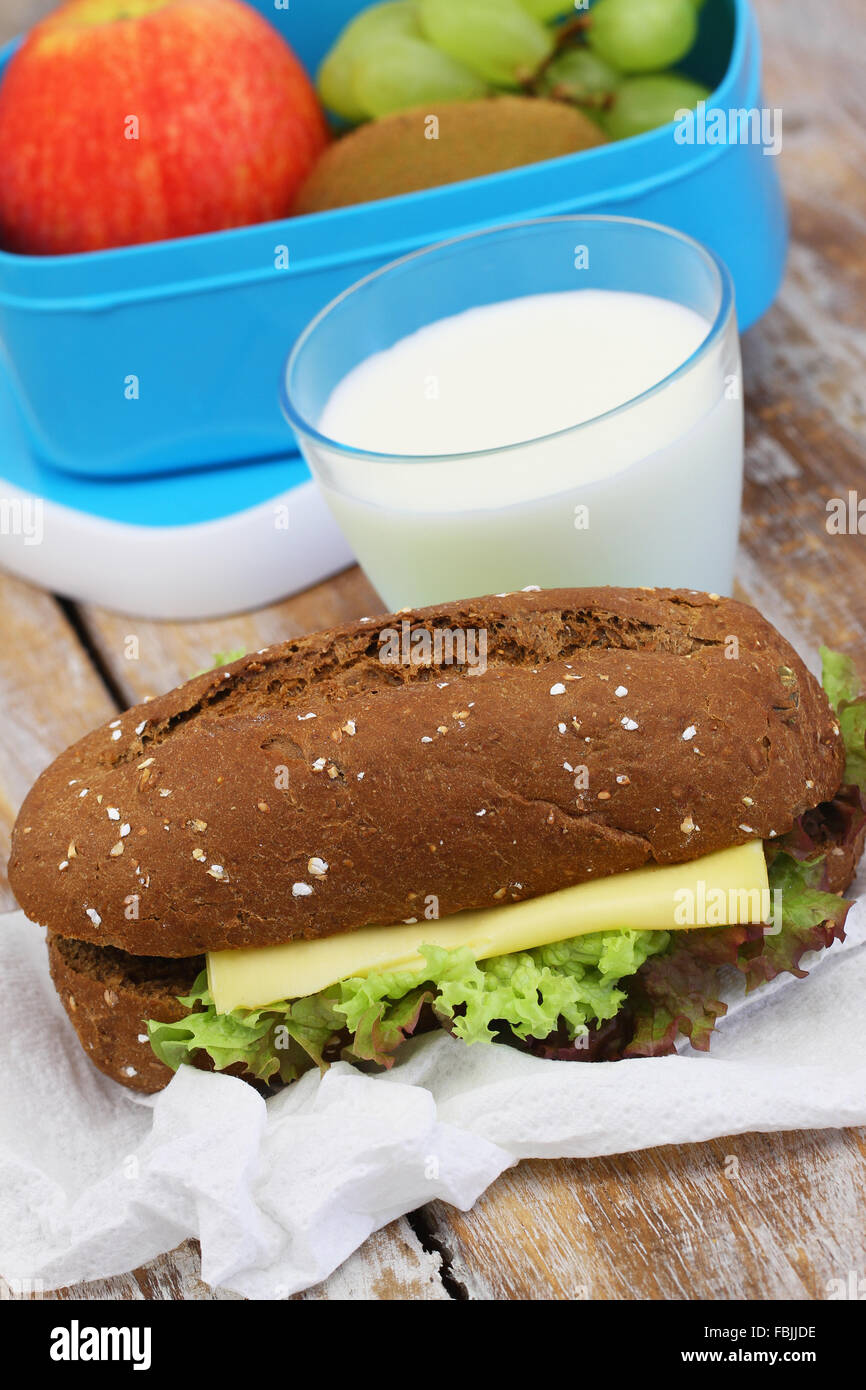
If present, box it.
[0,0,787,481]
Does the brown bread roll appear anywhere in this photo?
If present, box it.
[10,587,843,962]
[47,934,201,1093]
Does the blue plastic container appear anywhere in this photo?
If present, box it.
[0,0,786,480]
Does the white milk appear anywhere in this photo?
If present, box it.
[314,290,742,608]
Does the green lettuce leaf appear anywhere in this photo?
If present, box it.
[820,645,866,791]
[148,973,348,1085]
[148,930,669,1082]
[213,647,246,669]
[821,646,860,709]
[192,648,247,678]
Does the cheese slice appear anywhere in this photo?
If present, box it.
[207,841,769,1014]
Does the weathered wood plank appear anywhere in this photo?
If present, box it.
[77,568,382,707]
[298,1221,447,1301]
[0,571,117,912]
[736,0,866,668]
[424,1128,866,1301]
[0,1222,447,1301]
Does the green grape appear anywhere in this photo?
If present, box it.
[588,0,697,74]
[538,47,621,105]
[333,0,422,53]
[317,2,423,121]
[516,0,572,21]
[418,0,554,88]
[318,49,369,122]
[351,35,489,119]
[602,73,710,139]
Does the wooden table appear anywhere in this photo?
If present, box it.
[1,0,864,1301]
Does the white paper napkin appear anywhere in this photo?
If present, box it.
[2,873,865,1299]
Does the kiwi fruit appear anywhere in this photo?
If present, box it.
[293,96,606,214]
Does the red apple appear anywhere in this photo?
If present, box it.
[0,0,329,254]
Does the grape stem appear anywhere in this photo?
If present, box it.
[553,14,593,48]
[529,14,594,93]
[547,83,615,111]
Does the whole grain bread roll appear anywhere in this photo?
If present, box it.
[10,588,844,958]
[47,934,201,1093]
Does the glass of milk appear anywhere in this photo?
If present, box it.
[282,216,742,610]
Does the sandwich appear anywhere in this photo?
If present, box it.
[8,587,866,1094]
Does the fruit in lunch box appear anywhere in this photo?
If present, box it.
[587,0,697,75]
[417,0,554,88]
[538,47,622,108]
[317,0,710,140]
[293,97,606,215]
[0,0,329,255]
[602,72,711,139]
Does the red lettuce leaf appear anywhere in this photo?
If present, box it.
[346,987,436,1067]
[624,925,751,1057]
